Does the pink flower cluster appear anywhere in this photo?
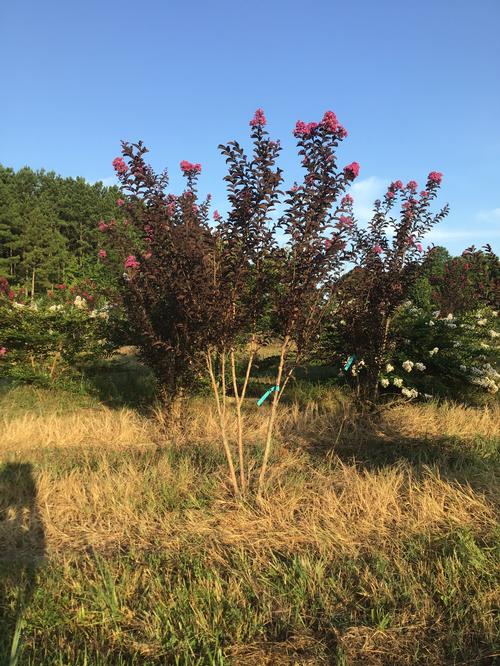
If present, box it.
[249,108,266,127]
[124,255,140,270]
[406,180,418,191]
[337,215,354,228]
[391,180,403,190]
[293,120,318,138]
[321,110,347,137]
[98,249,107,259]
[112,157,128,175]
[0,347,7,358]
[428,171,443,184]
[343,162,360,180]
[373,244,383,254]
[116,198,125,207]
[341,193,354,206]
[98,220,108,232]
[180,161,202,175]
[213,210,221,221]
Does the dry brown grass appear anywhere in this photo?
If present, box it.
[1,397,498,560]
[1,393,498,664]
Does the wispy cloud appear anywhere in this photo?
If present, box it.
[475,207,500,224]
[350,176,389,223]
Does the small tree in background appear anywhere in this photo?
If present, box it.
[330,174,449,403]
[429,244,500,315]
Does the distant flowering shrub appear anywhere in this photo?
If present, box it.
[318,170,449,402]
[0,276,113,386]
[379,302,500,401]
[429,245,499,314]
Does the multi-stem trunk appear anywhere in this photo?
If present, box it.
[229,338,257,493]
[206,348,239,496]
[257,335,290,496]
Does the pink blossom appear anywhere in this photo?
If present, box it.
[180,160,202,175]
[341,194,354,206]
[407,235,415,245]
[249,108,267,127]
[98,221,108,232]
[293,120,318,138]
[343,162,360,180]
[406,180,418,191]
[290,184,299,193]
[124,255,140,270]
[192,204,198,213]
[213,210,221,221]
[392,180,403,190]
[112,157,128,174]
[337,126,348,138]
[428,171,443,184]
[337,215,354,228]
[116,198,125,207]
[415,243,423,252]
[166,203,175,216]
[386,191,395,200]
[325,239,332,250]
[55,283,66,290]
[321,110,339,133]
[372,244,383,254]
[0,347,7,358]
[144,252,152,260]
[98,249,107,259]
[420,190,429,198]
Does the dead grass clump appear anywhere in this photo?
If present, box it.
[0,407,155,453]
[382,401,500,441]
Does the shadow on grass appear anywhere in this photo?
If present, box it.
[300,412,500,496]
[82,355,158,409]
[0,462,46,665]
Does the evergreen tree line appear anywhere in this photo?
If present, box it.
[0,164,121,296]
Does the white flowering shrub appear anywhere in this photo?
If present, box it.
[0,295,115,387]
[378,303,500,402]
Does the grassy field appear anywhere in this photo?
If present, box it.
[0,367,499,665]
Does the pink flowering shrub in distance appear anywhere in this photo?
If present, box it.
[319,173,449,402]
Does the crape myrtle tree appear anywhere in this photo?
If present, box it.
[429,244,500,315]
[209,109,357,495]
[100,145,218,416]
[330,175,449,403]
[103,108,359,496]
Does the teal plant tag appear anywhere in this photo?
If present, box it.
[257,385,280,406]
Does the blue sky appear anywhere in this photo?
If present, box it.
[1,0,499,254]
